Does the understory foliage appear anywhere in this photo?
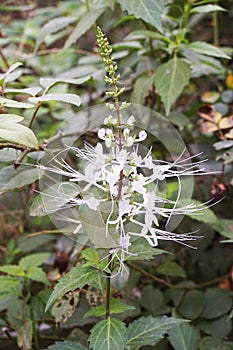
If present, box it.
[0,1,232,349]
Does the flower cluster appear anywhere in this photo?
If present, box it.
[38,114,212,259]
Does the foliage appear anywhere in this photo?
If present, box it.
[0,0,232,349]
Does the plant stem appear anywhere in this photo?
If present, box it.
[0,48,9,69]
[182,0,192,29]
[105,254,112,318]
[28,102,41,129]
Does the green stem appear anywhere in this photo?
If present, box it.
[105,254,112,318]
[182,0,192,29]
[213,11,219,46]
[85,0,90,12]
[28,102,41,129]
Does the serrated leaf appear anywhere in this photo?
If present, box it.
[19,253,50,271]
[27,266,49,285]
[0,97,34,108]
[0,265,24,277]
[186,42,230,59]
[191,5,226,13]
[154,57,191,115]
[52,290,80,323]
[88,317,127,350]
[0,166,43,193]
[30,182,80,216]
[63,8,105,51]
[127,316,188,349]
[84,298,135,318]
[48,340,88,350]
[117,0,165,33]
[46,266,97,311]
[168,322,200,350]
[79,205,119,248]
[0,114,39,149]
[126,238,168,261]
[35,16,77,51]
[29,93,81,107]
[0,276,21,298]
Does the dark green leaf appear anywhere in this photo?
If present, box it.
[157,261,186,278]
[48,340,87,350]
[127,316,188,349]
[198,315,232,338]
[0,276,21,299]
[27,266,49,285]
[117,0,165,33]
[168,322,200,350]
[202,288,232,319]
[178,290,205,320]
[88,317,127,350]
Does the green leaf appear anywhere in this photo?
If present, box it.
[202,288,232,319]
[29,93,81,107]
[178,290,205,320]
[199,337,233,350]
[131,74,154,105]
[154,57,191,115]
[126,238,168,261]
[84,299,135,318]
[198,314,232,338]
[140,286,166,316]
[0,276,21,297]
[186,200,222,231]
[117,0,165,33]
[127,316,188,349]
[0,166,43,193]
[0,97,33,108]
[157,261,186,278]
[46,266,97,311]
[30,182,80,216]
[63,8,105,51]
[88,317,127,350]
[4,87,42,96]
[27,266,49,285]
[19,252,50,271]
[52,290,80,323]
[0,62,23,86]
[191,5,226,14]
[0,114,39,149]
[48,341,87,350]
[17,318,33,350]
[168,322,200,350]
[0,265,24,277]
[35,16,77,51]
[40,75,91,92]
[186,42,230,59]
[79,205,119,248]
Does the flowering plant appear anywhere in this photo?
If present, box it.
[32,27,218,349]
